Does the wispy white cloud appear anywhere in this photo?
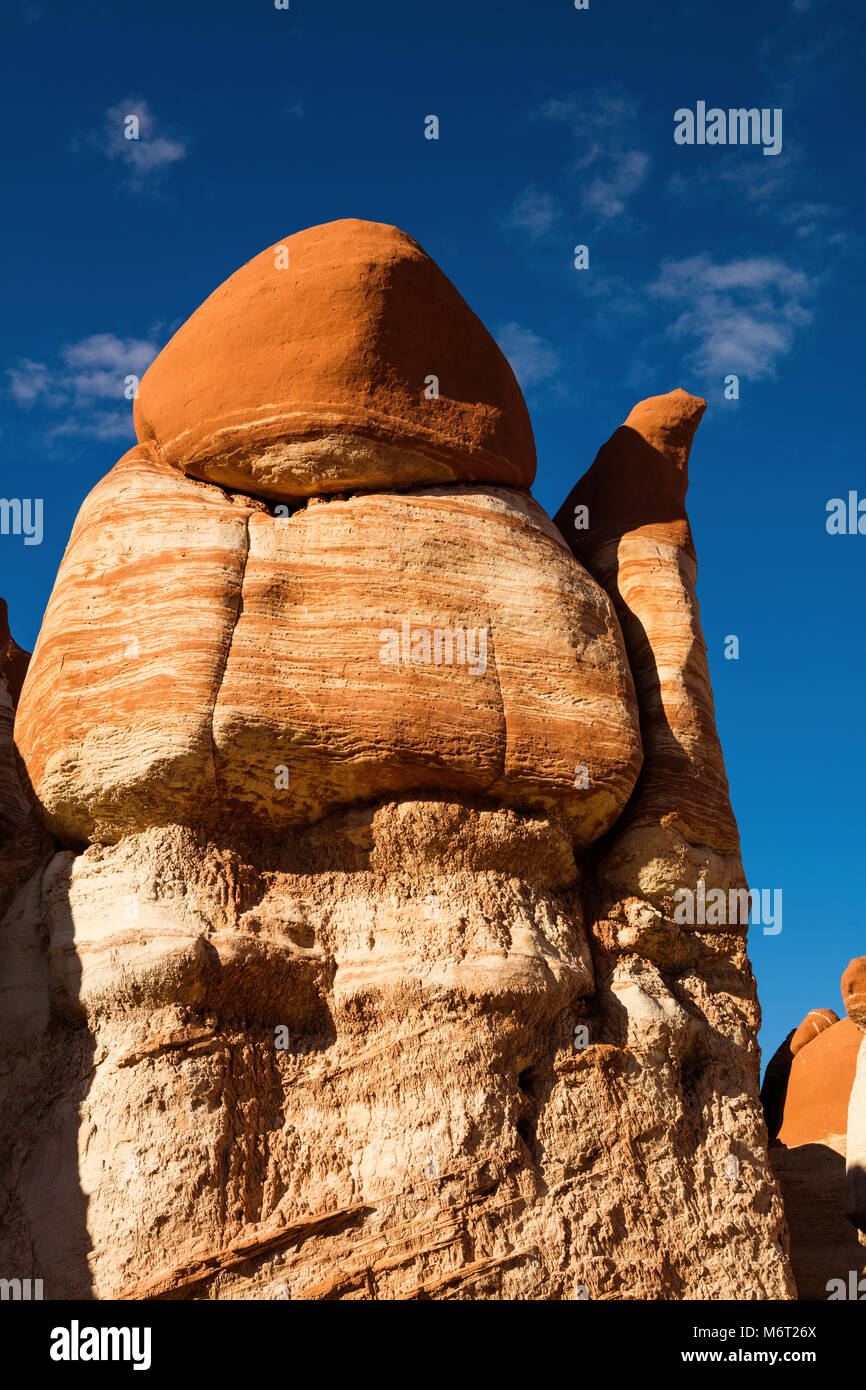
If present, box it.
[536,86,652,227]
[649,255,813,380]
[503,186,562,239]
[502,86,651,241]
[61,334,159,402]
[582,148,650,222]
[667,149,797,215]
[666,138,849,258]
[497,322,561,390]
[5,333,159,439]
[760,5,842,100]
[47,410,140,442]
[95,100,187,191]
[7,359,51,406]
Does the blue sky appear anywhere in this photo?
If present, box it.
[1,0,863,1062]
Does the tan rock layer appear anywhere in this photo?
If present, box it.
[1,810,793,1300]
[1,213,794,1303]
[14,447,253,845]
[764,959,866,1280]
[15,453,643,848]
[555,389,740,859]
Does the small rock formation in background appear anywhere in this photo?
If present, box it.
[762,957,866,1299]
[0,220,794,1300]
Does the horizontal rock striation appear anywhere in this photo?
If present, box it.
[555,390,743,919]
[16,456,642,848]
[1,223,794,1301]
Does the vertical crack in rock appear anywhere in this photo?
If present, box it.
[209,511,251,804]
[481,613,508,793]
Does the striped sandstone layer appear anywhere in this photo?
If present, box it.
[134,220,536,500]
[555,389,746,917]
[548,390,791,1301]
[1,219,794,1301]
[15,450,642,847]
[14,447,254,845]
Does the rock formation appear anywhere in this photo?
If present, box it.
[0,599,31,847]
[16,449,641,849]
[0,219,793,1300]
[763,960,866,1298]
[133,220,536,499]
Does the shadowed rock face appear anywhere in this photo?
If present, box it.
[555,389,741,869]
[764,959,866,1299]
[0,600,31,846]
[1,221,793,1300]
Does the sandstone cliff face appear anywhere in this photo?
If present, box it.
[1,220,793,1300]
[764,960,866,1299]
[555,391,743,901]
[17,451,641,849]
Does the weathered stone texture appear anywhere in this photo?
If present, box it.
[0,224,793,1301]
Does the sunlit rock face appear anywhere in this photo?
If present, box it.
[1,221,793,1300]
[764,958,866,1300]
[133,219,537,499]
[14,453,642,850]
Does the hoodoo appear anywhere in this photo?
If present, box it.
[1,222,793,1299]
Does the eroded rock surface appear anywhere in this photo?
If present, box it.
[134,219,536,499]
[17,452,641,848]
[1,221,793,1300]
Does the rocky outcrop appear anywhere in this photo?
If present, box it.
[842,958,866,1031]
[761,1009,839,1142]
[0,221,793,1300]
[16,451,642,849]
[764,960,866,1298]
[555,391,745,925]
[134,219,536,499]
